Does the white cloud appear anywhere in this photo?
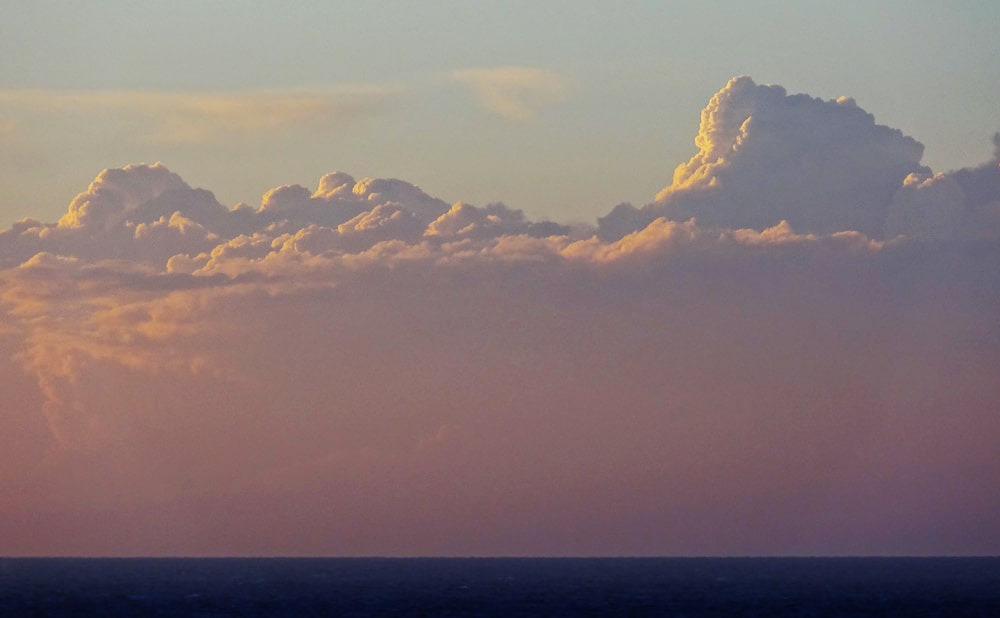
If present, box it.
[600,76,930,240]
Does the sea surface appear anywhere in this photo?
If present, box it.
[1,557,998,616]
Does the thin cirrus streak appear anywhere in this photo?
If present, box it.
[450,66,570,121]
[0,77,998,557]
[0,86,399,143]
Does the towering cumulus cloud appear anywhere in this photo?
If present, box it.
[1,78,998,556]
[600,76,930,239]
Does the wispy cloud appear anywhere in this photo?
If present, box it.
[0,86,400,143]
[451,66,570,121]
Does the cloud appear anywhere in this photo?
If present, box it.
[600,76,930,240]
[425,201,569,240]
[886,133,1000,240]
[58,162,192,230]
[0,164,454,265]
[1,77,999,556]
[451,66,570,120]
[0,87,398,143]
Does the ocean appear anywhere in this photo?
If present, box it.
[1,557,997,616]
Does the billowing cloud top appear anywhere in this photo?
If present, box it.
[1,77,998,556]
[600,76,999,241]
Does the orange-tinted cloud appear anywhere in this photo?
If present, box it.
[0,87,398,144]
[451,66,570,121]
[1,78,998,556]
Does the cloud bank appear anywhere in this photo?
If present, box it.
[1,77,998,556]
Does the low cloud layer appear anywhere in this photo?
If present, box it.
[1,77,998,556]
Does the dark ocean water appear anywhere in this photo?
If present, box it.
[1,557,998,616]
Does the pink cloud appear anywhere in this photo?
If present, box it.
[1,78,998,556]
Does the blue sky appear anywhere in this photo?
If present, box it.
[2,1,998,225]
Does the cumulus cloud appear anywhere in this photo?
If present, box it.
[600,76,930,240]
[426,201,569,240]
[1,77,999,556]
[887,133,1000,240]
[451,66,570,120]
[58,163,192,230]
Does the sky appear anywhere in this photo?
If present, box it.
[2,1,999,224]
[0,2,999,556]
